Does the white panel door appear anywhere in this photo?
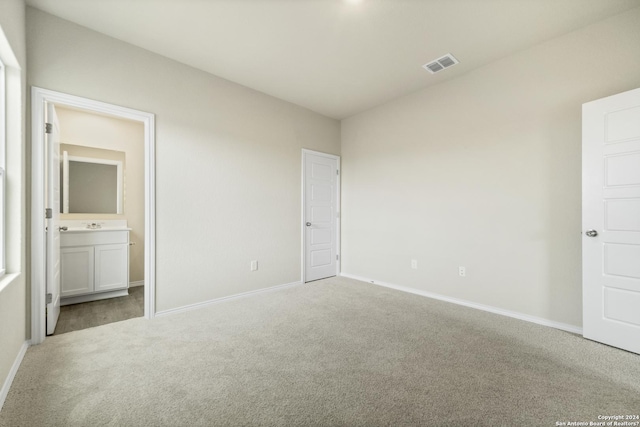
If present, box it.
[583,87,640,354]
[45,103,61,335]
[304,151,339,282]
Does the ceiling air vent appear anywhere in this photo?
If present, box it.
[422,54,459,74]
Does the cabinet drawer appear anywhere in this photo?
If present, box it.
[61,230,129,247]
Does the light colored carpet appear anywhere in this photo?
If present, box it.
[1,276,638,426]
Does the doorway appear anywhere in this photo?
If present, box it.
[302,149,340,283]
[31,87,156,344]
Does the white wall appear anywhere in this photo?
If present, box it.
[57,107,145,283]
[26,8,340,313]
[341,8,640,328]
[0,0,26,405]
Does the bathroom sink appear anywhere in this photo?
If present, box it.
[58,220,131,232]
[62,226,132,232]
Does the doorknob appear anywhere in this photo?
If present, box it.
[306,222,312,227]
[585,229,598,237]
[59,226,68,232]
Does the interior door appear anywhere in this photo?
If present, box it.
[583,87,640,354]
[304,150,339,282]
[46,102,62,335]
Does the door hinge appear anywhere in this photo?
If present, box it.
[337,169,339,175]
[45,123,52,134]
[46,293,53,304]
[336,254,340,261]
[45,208,52,219]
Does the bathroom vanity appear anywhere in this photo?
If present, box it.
[59,221,130,305]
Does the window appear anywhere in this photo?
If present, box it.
[0,58,5,277]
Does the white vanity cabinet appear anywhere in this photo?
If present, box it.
[60,229,129,303]
[60,246,94,296]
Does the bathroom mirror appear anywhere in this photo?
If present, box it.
[61,149,124,214]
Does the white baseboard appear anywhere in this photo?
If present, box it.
[0,340,30,411]
[61,289,129,306]
[340,273,583,335]
[129,280,144,288]
[155,281,304,317]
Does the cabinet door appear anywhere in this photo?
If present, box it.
[61,246,94,297]
[95,244,129,292]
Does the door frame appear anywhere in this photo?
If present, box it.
[301,149,341,283]
[31,87,156,344]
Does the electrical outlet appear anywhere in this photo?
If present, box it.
[411,259,418,269]
[459,266,466,277]
[251,260,258,271]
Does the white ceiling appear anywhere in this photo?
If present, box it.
[26,0,640,119]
